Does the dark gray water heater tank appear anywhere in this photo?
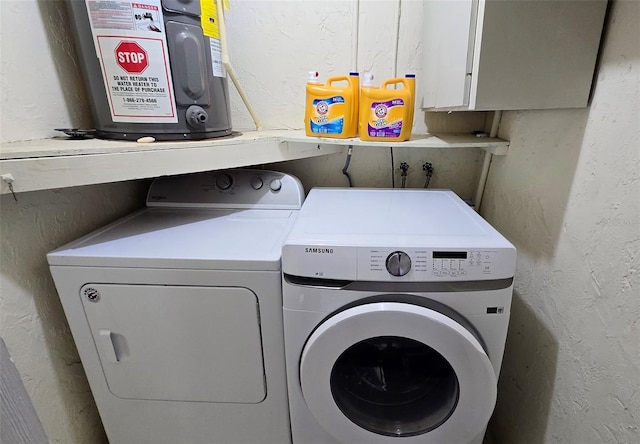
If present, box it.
[67,0,232,140]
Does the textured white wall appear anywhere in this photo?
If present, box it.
[224,0,429,134]
[0,0,92,143]
[481,1,640,442]
[269,146,482,198]
[224,0,355,130]
[0,183,149,443]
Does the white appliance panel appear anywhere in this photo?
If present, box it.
[48,169,302,444]
[146,169,304,210]
[294,189,487,237]
[81,284,265,403]
[283,189,516,281]
[281,187,516,444]
[49,208,296,270]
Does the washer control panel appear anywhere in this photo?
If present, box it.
[358,248,513,281]
[431,251,495,277]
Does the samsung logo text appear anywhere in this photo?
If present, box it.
[304,248,334,254]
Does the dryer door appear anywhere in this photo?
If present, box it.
[81,283,266,403]
[299,302,496,443]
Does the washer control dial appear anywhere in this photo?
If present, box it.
[386,251,411,276]
[215,173,233,190]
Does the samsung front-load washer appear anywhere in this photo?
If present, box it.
[47,169,303,444]
[282,188,516,444]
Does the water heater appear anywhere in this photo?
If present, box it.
[67,0,232,140]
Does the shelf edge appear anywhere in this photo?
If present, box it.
[0,130,509,195]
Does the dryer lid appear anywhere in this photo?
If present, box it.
[48,169,305,270]
[47,207,297,270]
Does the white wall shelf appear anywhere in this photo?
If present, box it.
[0,130,509,195]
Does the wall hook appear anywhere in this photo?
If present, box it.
[2,174,18,202]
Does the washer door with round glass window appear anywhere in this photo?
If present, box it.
[299,302,497,444]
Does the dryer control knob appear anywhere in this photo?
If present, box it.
[386,251,411,277]
[250,176,263,190]
[215,173,233,190]
[270,179,282,191]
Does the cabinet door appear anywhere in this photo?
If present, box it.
[422,0,477,109]
[470,0,607,110]
[421,0,607,111]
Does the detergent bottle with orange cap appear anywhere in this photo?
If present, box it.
[305,71,358,138]
[359,74,415,142]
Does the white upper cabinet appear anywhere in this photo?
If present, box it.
[421,0,608,111]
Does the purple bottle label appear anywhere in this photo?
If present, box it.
[367,99,404,138]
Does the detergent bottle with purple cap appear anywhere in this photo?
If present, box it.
[359,73,415,142]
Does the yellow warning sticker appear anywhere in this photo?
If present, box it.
[201,0,219,39]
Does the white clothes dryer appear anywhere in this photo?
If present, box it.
[48,169,303,444]
[282,188,516,444]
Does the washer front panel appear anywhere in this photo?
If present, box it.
[299,303,497,443]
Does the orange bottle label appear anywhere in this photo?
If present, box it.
[309,96,346,135]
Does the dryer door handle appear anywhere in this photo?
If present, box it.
[99,329,120,363]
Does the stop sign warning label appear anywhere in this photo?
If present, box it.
[115,41,149,74]
[83,0,177,123]
[96,36,176,123]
